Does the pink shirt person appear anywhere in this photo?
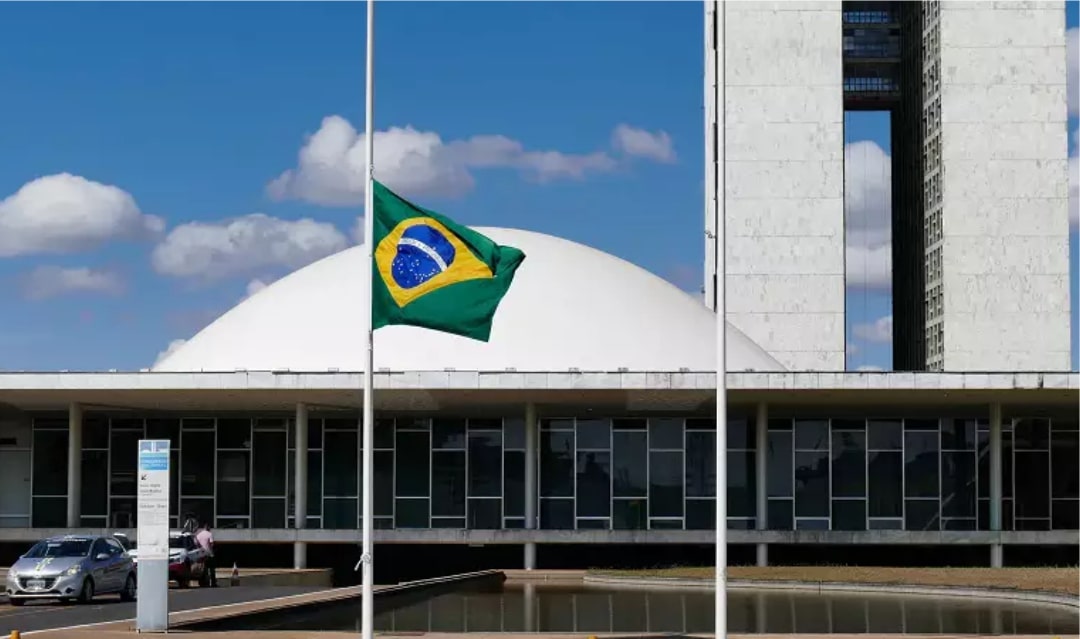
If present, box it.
[196,528,214,556]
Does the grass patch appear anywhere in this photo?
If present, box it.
[589,566,1080,596]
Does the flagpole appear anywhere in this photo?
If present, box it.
[712,1,727,638]
[360,0,376,638]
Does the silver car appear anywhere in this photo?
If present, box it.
[5,535,136,605]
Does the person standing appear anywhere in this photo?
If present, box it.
[196,522,217,587]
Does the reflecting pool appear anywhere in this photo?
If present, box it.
[261,582,1079,634]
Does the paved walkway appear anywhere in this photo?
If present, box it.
[23,633,1079,639]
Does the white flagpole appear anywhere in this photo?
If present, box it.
[360,0,376,638]
[713,0,727,638]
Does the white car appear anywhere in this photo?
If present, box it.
[127,531,209,588]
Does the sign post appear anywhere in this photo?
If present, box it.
[136,439,170,632]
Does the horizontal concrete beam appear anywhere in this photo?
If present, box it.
[0,527,1073,546]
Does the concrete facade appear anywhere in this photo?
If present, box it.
[705,0,847,372]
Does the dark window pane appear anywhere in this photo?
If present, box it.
[942,518,975,531]
[540,431,574,497]
[612,418,646,431]
[728,450,755,518]
[32,497,66,527]
[767,499,793,530]
[504,518,524,529]
[728,518,755,530]
[977,498,990,530]
[110,429,140,497]
[374,419,394,449]
[110,497,136,527]
[170,450,179,517]
[1004,433,1014,498]
[540,498,573,529]
[576,419,611,450]
[374,451,392,517]
[650,519,683,530]
[216,451,250,516]
[217,419,251,449]
[542,418,573,430]
[831,419,865,432]
[576,518,609,530]
[503,451,525,518]
[253,499,285,528]
[649,418,684,450]
[649,451,683,517]
[1015,518,1050,531]
[111,418,144,432]
[253,431,287,496]
[576,451,610,517]
[868,419,902,450]
[181,418,213,431]
[868,451,902,517]
[832,499,866,531]
[468,431,502,497]
[794,451,828,517]
[1014,451,1050,518]
[941,452,976,517]
[432,451,466,517]
[831,431,866,498]
[1014,418,1050,450]
[323,498,356,528]
[686,499,714,530]
[904,499,939,531]
[767,430,793,498]
[613,499,647,530]
[181,430,214,495]
[180,498,213,527]
[395,498,429,528]
[613,431,647,497]
[145,418,179,445]
[1051,432,1079,499]
[504,418,525,450]
[977,430,990,499]
[941,419,978,450]
[686,418,715,430]
[904,431,939,498]
[468,499,501,529]
[869,518,902,530]
[83,416,109,448]
[686,431,716,498]
[768,419,792,431]
[468,418,501,431]
[372,517,390,530]
[432,518,464,529]
[81,450,108,516]
[1052,499,1078,530]
[324,431,359,497]
[905,419,938,431]
[396,418,429,431]
[432,419,466,449]
[727,418,752,449]
[796,518,829,530]
[395,431,430,498]
[794,420,828,450]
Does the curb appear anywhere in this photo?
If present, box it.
[582,574,1080,610]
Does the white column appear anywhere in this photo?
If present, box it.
[754,402,768,567]
[989,403,1003,568]
[524,403,538,570]
[294,402,308,569]
[66,403,82,528]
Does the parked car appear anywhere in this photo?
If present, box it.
[127,531,208,588]
[5,535,136,605]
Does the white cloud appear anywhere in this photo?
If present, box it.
[268,115,631,206]
[856,365,884,372]
[153,338,187,367]
[0,173,163,257]
[151,213,348,281]
[242,278,270,300]
[611,124,676,163]
[1067,27,1077,116]
[853,314,893,343]
[844,140,892,290]
[19,265,125,300]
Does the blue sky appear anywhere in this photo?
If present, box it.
[0,2,1074,372]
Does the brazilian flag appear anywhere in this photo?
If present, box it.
[371,180,526,342]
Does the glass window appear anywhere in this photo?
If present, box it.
[374,419,394,448]
[323,498,357,528]
[432,419,466,449]
[831,419,865,432]
[180,498,213,527]
[612,499,647,530]
[685,431,716,498]
[648,418,683,450]
[831,431,866,498]
[253,499,285,528]
[110,429,140,497]
[1052,432,1079,499]
[540,431,573,498]
[252,431,287,497]
[83,416,109,449]
[216,451,250,516]
[728,450,755,518]
[613,430,647,497]
[374,450,393,517]
[940,451,975,518]
[432,518,465,529]
[794,451,828,517]
[576,451,610,517]
[396,418,429,431]
[324,430,359,497]
[395,498,429,528]
[432,451,466,517]
[217,418,252,449]
[943,518,975,531]
[868,452,902,518]
[503,451,525,518]
[1014,451,1050,518]
[904,431,939,498]
[1051,499,1078,530]
[685,499,714,530]
[145,418,179,444]
[649,451,683,517]
[31,497,65,527]
[794,420,828,450]
[468,431,502,498]
[576,518,609,530]
[503,418,525,450]
[576,419,611,450]
[905,499,939,531]
[940,418,977,450]
[868,419,902,450]
[767,499,793,530]
[796,518,829,531]
[540,498,573,529]
[832,499,866,531]
[395,431,430,498]
[767,431,793,498]
[612,418,646,431]
[541,418,574,431]
[650,519,683,530]
[727,418,753,449]
[686,418,715,430]
[81,450,108,516]
[1014,418,1050,450]
[467,499,501,529]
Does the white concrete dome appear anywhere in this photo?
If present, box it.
[153,228,784,373]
